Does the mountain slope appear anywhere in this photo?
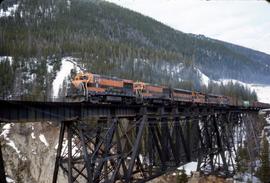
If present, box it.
[0,0,269,98]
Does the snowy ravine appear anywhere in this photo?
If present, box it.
[52,57,82,98]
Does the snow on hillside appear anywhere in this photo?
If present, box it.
[196,69,270,104]
[249,84,270,104]
[0,56,13,65]
[52,57,81,98]
[0,4,18,17]
[195,67,210,86]
[221,79,270,104]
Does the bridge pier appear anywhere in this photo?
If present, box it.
[51,106,203,182]
[197,112,238,176]
[51,107,259,182]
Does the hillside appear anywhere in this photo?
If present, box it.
[1,1,270,182]
[0,0,269,99]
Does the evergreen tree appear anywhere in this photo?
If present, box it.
[256,135,270,183]
[176,168,188,183]
[236,147,249,174]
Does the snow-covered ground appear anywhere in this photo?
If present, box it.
[196,67,210,86]
[0,4,18,17]
[52,57,82,98]
[234,173,261,183]
[6,177,15,183]
[178,161,197,176]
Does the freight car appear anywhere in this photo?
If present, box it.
[206,94,231,105]
[171,88,193,102]
[66,72,270,109]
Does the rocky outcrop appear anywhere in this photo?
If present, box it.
[1,122,67,183]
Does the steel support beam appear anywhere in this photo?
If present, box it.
[0,100,262,182]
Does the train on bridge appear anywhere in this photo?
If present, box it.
[67,72,270,108]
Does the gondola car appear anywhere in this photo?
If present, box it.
[171,88,193,103]
[207,94,230,105]
[193,91,206,104]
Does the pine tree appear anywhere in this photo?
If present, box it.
[176,168,188,183]
[256,135,270,183]
[235,146,249,177]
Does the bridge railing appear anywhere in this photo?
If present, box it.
[0,94,68,102]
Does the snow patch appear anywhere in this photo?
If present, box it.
[234,173,260,183]
[7,140,20,154]
[47,63,54,73]
[0,4,19,17]
[57,138,82,157]
[178,161,197,176]
[171,62,184,82]
[52,57,81,98]
[0,123,13,138]
[196,68,210,86]
[1,123,21,155]
[61,138,68,154]
[72,138,81,157]
[249,84,270,104]
[67,0,71,9]
[6,177,15,183]
[32,149,37,155]
[0,56,13,65]
[266,117,270,124]
[39,134,49,147]
[54,143,59,150]
[31,132,36,139]
[220,79,246,85]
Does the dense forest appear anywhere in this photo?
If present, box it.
[0,0,266,101]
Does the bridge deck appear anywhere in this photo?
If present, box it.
[0,100,261,123]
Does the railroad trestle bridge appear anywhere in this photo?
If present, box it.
[0,100,261,183]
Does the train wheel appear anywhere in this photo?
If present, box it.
[126,97,135,105]
[136,97,143,104]
[89,96,100,104]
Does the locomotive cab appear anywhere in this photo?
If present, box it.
[66,72,94,101]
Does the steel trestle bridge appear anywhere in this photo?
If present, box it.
[0,99,262,183]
